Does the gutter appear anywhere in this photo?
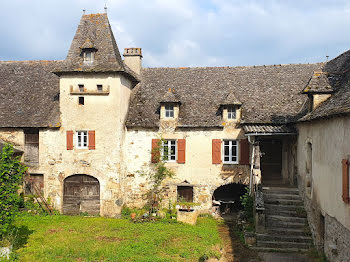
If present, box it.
[245,132,297,136]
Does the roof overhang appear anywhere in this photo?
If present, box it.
[243,124,297,136]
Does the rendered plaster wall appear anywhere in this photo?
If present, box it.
[297,116,350,260]
[123,127,250,211]
[26,73,133,217]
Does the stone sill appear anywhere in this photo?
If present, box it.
[70,86,110,96]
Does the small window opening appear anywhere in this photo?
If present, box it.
[79,84,84,92]
[79,97,84,105]
[24,129,39,164]
[83,50,94,63]
[165,104,174,118]
[97,85,103,92]
[177,186,193,202]
[24,174,44,195]
[227,106,236,119]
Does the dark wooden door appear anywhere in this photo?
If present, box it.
[63,175,100,215]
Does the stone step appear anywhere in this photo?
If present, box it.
[256,233,312,243]
[264,198,304,206]
[251,247,310,253]
[262,187,299,195]
[265,209,307,218]
[267,220,306,229]
[268,215,307,224]
[267,227,310,237]
[264,193,302,201]
[256,240,312,249]
[265,204,303,212]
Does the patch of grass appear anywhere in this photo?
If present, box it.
[12,214,222,261]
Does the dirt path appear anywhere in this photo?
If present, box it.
[217,218,261,262]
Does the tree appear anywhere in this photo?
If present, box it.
[0,144,27,239]
[140,139,175,213]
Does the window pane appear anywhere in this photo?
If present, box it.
[224,156,229,162]
[224,145,229,156]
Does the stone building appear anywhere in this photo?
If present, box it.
[0,12,349,260]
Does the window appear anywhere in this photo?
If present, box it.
[162,140,176,162]
[223,140,238,164]
[165,104,174,118]
[84,50,94,63]
[177,186,193,202]
[227,106,236,119]
[24,174,44,195]
[79,97,84,105]
[24,129,39,164]
[97,84,103,92]
[79,84,84,92]
[76,131,88,149]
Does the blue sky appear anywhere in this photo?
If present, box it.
[1,0,350,67]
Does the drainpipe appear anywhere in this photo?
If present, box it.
[248,135,255,195]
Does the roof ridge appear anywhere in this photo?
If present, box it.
[0,60,62,63]
[142,62,324,70]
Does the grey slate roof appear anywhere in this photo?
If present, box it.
[0,61,61,128]
[300,50,350,122]
[54,13,139,83]
[243,124,296,135]
[126,63,323,128]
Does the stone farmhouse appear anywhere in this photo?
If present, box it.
[0,13,349,260]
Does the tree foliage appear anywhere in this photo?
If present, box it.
[0,144,27,239]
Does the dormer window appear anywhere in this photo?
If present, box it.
[79,84,84,92]
[165,104,174,118]
[83,50,94,63]
[227,106,236,119]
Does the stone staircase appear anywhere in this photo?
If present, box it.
[255,186,313,252]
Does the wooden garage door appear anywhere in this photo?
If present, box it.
[63,175,100,215]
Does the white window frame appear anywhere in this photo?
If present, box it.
[165,104,174,118]
[76,131,88,149]
[162,139,177,162]
[83,50,94,63]
[227,106,236,120]
[222,140,239,164]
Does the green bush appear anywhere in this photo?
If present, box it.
[240,187,254,223]
[0,144,27,240]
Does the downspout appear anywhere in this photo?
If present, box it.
[248,135,255,195]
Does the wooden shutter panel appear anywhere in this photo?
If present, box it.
[88,131,95,150]
[66,131,73,150]
[177,139,186,164]
[212,139,222,164]
[151,139,160,163]
[342,159,349,204]
[239,139,250,165]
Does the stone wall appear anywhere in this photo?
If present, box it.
[297,116,350,261]
[123,128,250,211]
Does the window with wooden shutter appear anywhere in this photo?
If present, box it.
[212,139,222,164]
[66,131,74,150]
[239,139,250,165]
[151,139,160,163]
[342,159,349,204]
[88,131,95,150]
[177,139,186,164]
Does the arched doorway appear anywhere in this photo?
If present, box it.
[213,183,246,214]
[63,174,100,215]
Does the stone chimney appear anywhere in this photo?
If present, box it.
[123,48,142,75]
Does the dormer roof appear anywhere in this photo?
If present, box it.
[54,13,139,82]
[302,71,333,94]
[220,91,242,106]
[80,38,95,50]
[159,88,181,104]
